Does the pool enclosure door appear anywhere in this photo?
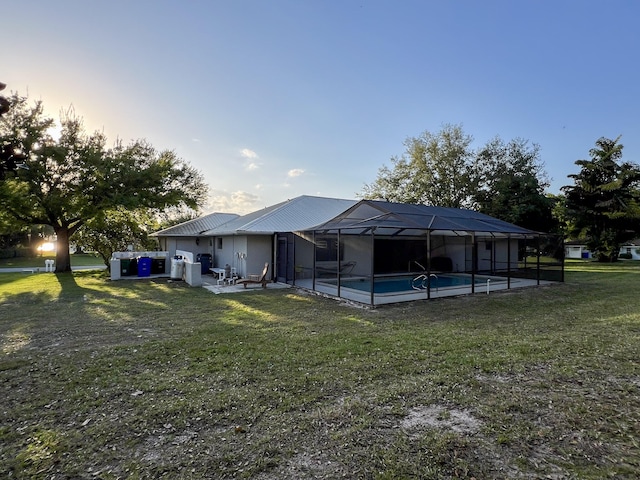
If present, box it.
[276,233,295,283]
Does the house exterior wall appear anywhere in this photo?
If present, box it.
[565,245,591,259]
[344,236,372,276]
[158,236,213,262]
[434,236,466,272]
[214,235,247,275]
[246,236,273,279]
[212,235,273,279]
[492,238,520,271]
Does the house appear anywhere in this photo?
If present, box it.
[619,243,640,260]
[564,240,592,259]
[152,197,563,305]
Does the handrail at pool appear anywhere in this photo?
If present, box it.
[412,274,427,290]
[430,273,439,293]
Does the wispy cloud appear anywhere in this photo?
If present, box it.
[287,168,305,178]
[207,190,261,215]
[240,148,258,159]
[240,148,260,171]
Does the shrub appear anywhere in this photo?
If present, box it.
[0,247,33,259]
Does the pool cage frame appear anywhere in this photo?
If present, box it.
[288,201,564,306]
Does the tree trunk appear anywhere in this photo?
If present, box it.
[54,226,72,272]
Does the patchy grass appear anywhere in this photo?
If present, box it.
[0,264,639,478]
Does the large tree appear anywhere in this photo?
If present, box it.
[0,93,208,272]
[360,124,476,208]
[474,137,555,232]
[562,136,640,262]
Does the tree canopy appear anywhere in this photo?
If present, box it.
[474,137,555,232]
[562,136,640,262]
[360,124,476,208]
[360,126,553,231]
[0,93,208,272]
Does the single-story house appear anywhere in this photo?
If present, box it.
[619,243,640,260]
[564,240,592,259]
[152,197,563,305]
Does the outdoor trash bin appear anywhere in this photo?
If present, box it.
[120,258,132,276]
[197,253,212,274]
[137,257,151,277]
[151,257,166,274]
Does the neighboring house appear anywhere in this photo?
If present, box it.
[564,240,640,260]
[152,212,240,261]
[564,240,592,259]
[619,243,640,260]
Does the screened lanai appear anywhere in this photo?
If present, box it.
[294,200,563,306]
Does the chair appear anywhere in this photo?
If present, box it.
[237,262,269,289]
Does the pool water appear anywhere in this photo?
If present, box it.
[337,274,488,294]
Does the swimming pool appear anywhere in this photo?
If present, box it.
[330,274,495,294]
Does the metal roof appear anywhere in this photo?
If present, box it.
[152,212,240,237]
[203,195,357,236]
[311,200,543,237]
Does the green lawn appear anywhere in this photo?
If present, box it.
[0,263,639,478]
[0,253,103,269]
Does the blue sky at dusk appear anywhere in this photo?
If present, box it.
[4,1,640,214]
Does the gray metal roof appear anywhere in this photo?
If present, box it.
[152,212,240,237]
[203,195,357,236]
[311,200,543,237]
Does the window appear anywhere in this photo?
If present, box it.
[216,238,223,249]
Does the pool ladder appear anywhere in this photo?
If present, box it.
[412,273,438,293]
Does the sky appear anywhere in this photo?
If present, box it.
[4,0,640,214]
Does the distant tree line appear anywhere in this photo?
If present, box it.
[361,124,640,262]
